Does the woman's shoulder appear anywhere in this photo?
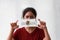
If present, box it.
[36,27,44,32]
[36,27,45,34]
[14,27,24,32]
[36,27,45,38]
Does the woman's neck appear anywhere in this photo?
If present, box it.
[25,27,36,33]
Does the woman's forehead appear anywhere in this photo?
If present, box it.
[25,11,34,16]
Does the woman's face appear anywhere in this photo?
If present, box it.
[24,11,36,19]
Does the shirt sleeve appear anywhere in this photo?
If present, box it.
[39,29,45,40]
[13,29,19,40]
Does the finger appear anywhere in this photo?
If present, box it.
[15,20,18,23]
[10,22,18,26]
[38,19,41,23]
[40,21,46,25]
[38,24,40,27]
[38,19,40,21]
[38,19,41,24]
[17,25,19,28]
[38,25,42,29]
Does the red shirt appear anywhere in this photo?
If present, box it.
[13,27,45,40]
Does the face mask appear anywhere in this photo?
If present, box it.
[19,19,39,27]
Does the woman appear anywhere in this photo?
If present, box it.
[7,7,51,40]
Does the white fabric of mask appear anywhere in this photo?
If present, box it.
[19,19,39,27]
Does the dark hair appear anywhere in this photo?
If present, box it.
[22,7,37,18]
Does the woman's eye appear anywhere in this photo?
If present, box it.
[26,16,29,18]
[25,16,34,19]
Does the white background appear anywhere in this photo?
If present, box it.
[0,0,59,40]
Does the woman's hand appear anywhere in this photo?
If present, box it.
[38,19,51,40]
[10,20,19,30]
[7,20,19,40]
[38,19,47,30]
